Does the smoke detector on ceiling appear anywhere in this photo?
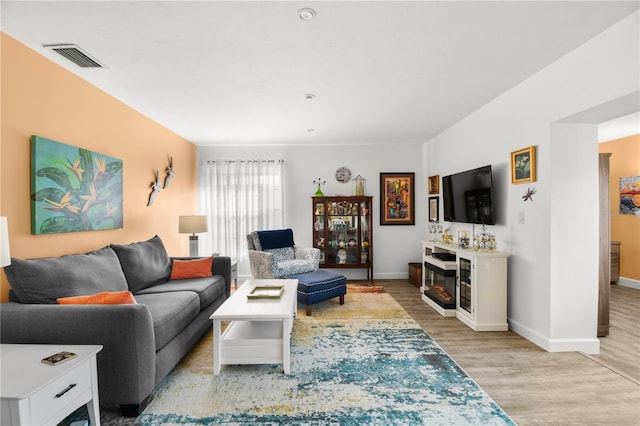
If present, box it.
[298,8,316,21]
[43,44,105,68]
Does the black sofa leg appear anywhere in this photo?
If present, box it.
[120,397,149,417]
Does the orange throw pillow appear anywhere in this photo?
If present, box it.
[57,290,137,305]
[170,256,213,280]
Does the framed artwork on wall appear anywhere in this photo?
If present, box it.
[428,196,439,223]
[511,145,536,184]
[428,175,439,194]
[619,175,640,215]
[380,172,415,225]
[31,135,123,234]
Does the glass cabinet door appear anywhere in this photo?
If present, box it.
[327,201,359,265]
[458,256,472,314]
[313,201,325,264]
[360,200,370,264]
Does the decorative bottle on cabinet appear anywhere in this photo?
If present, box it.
[312,196,373,281]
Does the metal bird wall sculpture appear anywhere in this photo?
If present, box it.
[164,156,175,189]
[148,170,162,206]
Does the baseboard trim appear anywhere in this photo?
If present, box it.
[508,318,600,354]
[615,277,640,290]
[548,337,600,354]
[508,318,550,351]
[371,272,409,280]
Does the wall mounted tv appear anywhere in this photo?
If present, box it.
[442,165,496,225]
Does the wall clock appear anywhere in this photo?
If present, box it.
[335,167,352,183]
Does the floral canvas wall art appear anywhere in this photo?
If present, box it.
[511,145,536,184]
[31,135,123,234]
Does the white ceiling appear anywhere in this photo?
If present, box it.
[2,1,638,146]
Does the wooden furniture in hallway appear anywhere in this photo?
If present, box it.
[611,240,620,283]
[598,152,611,337]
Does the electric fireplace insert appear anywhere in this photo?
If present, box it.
[423,257,457,310]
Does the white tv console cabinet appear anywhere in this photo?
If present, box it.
[421,240,509,331]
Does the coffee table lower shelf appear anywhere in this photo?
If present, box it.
[210,279,298,375]
[218,320,291,370]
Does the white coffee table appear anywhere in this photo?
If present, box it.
[210,279,298,374]
[0,344,102,426]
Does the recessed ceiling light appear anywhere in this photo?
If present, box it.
[298,8,316,21]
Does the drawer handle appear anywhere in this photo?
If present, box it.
[55,383,77,398]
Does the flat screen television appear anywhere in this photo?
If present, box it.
[442,165,495,225]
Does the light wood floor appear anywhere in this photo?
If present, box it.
[381,279,640,426]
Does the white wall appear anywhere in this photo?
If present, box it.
[198,143,425,280]
[196,11,638,353]
[424,11,639,353]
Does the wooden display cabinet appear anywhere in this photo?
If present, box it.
[312,196,373,281]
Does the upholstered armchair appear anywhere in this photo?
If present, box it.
[247,228,320,279]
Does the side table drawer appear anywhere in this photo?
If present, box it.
[30,359,92,425]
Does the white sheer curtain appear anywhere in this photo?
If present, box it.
[198,159,284,261]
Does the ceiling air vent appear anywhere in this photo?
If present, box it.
[43,44,104,68]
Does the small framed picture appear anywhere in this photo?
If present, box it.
[428,175,440,194]
[511,146,536,184]
[428,196,439,223]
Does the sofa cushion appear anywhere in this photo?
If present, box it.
[170,257,213,280]
[134,291,200,351]
[4,246,128,304]
[111,235,172,293]
[256,229,295,250]
[136,276,226,310]
[57,290,137,305]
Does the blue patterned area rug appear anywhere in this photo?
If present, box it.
[136,284,514,425]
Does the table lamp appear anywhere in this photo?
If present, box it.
[1,216,11,267]
[179,215,208,257]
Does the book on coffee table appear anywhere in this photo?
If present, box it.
[247,285,284,299]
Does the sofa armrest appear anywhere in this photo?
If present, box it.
[171,255,232,298]
[295,247,321,269]
[212,256,232,298]
[0,302,156,406]
[248,249,277,279]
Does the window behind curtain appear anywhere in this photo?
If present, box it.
[198,159,284,260]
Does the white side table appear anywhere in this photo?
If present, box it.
[1,344,103,426]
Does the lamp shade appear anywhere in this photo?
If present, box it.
[179,215,208,234]
[1,216,11,267]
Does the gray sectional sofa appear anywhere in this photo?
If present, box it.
[0,235,230,416]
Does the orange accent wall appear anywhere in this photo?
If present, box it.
[0,33,198,301]
[599,134,640,281]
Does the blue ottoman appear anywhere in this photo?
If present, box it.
[286,269,347,315]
